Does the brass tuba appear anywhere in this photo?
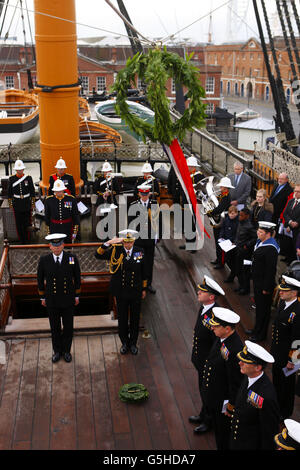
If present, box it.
[195,176,221,226]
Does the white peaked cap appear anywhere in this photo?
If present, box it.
[14,159,26,170]
[55,158,67,169]
[53,179,67,191]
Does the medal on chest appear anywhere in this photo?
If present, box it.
[247,389,264,409]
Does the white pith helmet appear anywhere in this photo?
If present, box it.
[186,155,199,167]
[53,179,67,191]
[142,162,153,173]
[14,159,26,170]
[55,158,67,169]
[102,161,112,172]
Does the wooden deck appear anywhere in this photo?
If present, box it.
[0,224,299,451]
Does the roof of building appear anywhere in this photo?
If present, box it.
[234,117,275,131]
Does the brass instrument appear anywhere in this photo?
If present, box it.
[195,176,221,226]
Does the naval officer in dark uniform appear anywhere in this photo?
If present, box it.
[8,159,35,244]
[128,183,160,294]
[230,341,280,450]
[189,275,225,434]
[201,307,243,450]
[48,157,76,196]
[95,229,147,355]
[44,179,80,243]
[37,233,81,363]
[271,275,300,420]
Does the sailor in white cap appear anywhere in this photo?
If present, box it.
[189,276,225,434]
[128,182,160,294]
[271,274,300,420]
[134,161,161,201]
[274,418,300,450]
[247,220,280,342]
[93,160,120,209]
[8,159,35,243]
[48,157,76,196]
[229,341,280,450]
[44,178,80,243]
[209,177,233,269]
[200,307,243,449]
[37,233,81,364]
[95,229,147,355]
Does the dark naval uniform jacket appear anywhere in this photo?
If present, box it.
[93,175,120,207]
[37,251,81,308]
[191,302,219,373]
[201,331,243,412]
[209,190,231,225]
[134,175,161,200]
[252,237,279,293]
[271,298,300,367]
[48,173,76,196]
[8,174,35,212]
[229,373,280,450]
[44,194,80,242]
[95,243,147,298]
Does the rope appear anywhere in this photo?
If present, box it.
[282,0,300,77]
[290,0,300,36]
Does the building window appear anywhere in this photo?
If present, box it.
[206,103,214,115]
[241,83,244,97]
[234,82,239,96]
[286,88,291,104]
[205,76,215,94]
[5,76,14,88]
[227,81,231,95]
[171,78,176,94]
[220,80,223,95]
[97,76,106,92]
[265,85,270,101]
[80,76,89,93]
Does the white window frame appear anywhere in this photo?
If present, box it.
[81,76,89,93]
[5,76,14,88]
[206,102,214,115]
[205,76,215,94]
[97,76,106,93]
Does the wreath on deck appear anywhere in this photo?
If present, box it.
[112,47,207,146]
[119,383,149,403]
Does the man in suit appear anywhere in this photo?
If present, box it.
[282,184,300,263]
[228,161,252,210]
[48,157,76,196]
[37,233,81,363]
[229,341,280,450]
[128,183,160,294]
[269,172,293,226]
[275,419,300,450]
[201,307,243,450]
[44,179,80,243]
[248,221,280,342]
[189,276,225,434]
[271,275,300,420]
[95,229,147,355]
[8,159,36,244]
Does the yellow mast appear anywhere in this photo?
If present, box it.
[34,0,83,194]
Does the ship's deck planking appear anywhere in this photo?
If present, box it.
[0,225,299,451]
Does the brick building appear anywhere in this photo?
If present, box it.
[204,36,300,104]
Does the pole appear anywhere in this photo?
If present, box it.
[33,0,83,194]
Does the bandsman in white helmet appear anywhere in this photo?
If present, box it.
[44,179,80,243]
[93,160,120,207]
[48,157,76,197]
[8,159,35,244]
[134,161,161,201]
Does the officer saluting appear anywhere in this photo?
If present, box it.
[189,276,225,434]
[8,159,35,244]
[48,157,76,196]
[44,179,80,243]
[95,229,147,355]
[201,307,243,450]
[274,419,300,450]
[271,275,300,420]
[37,233,81,363]
[230,340,280,450]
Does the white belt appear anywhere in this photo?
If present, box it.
[13,194,30,199]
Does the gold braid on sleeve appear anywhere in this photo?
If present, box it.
[109,245,124,274]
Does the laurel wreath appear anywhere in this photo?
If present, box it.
[112,47,207,145]
[119,383,149,403]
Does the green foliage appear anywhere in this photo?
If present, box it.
[119,383,149,403]
[112,48,207,145]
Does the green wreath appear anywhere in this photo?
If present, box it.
[119,383,149,403]
[112,47,207,146]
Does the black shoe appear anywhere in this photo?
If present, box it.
[179,245,186,250]
[64,352,72,363]
[214,264,224,269]
[245,329,254,335]
[52,352,61,363]
[238,289,249,295]
[210,259,218,265]
[130,345,138,355]
[189,415,203,424]
[194,423,210,434]
[120,344,129,355]
[187,250,197,254]
[147,285,156,294]
[224,276,234,283]
[234,287,242,292]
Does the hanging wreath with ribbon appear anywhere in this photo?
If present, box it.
[112,47,207,145]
